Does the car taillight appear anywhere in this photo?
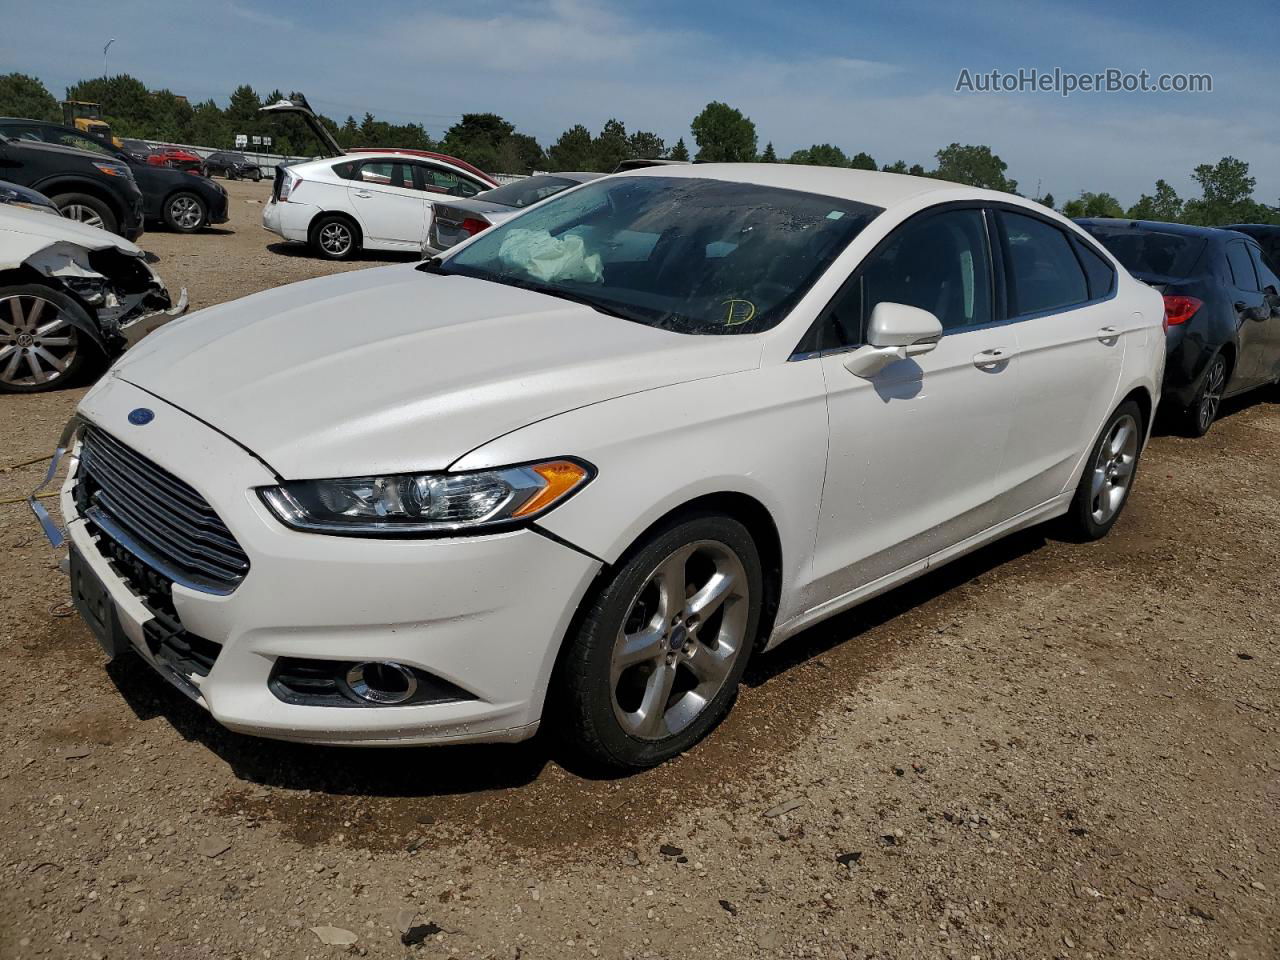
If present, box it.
[280,174,301,201]
[1162,295,1202,331]
[460,217,490,237]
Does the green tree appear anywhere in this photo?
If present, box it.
[592,118,629,172]
[66,74,155,136]
[849,151,876,171]
[1038,192,1056,209]
[668,137,690,161]
[441,112,515,171]
[337,115,359,148]
[690,101,756,162]
[789,143,848,167]
[223,84,263,137]
[932,143,1017,193]
[759,141,778,163]
[908,163,925,176]
[881,160,909,173]
[1182,157,1264,225]
[627,130,665,161]
[1126,179,1182,222]
[548,124,595,171]
[0,72,60,121]
[1062,192,1124,219]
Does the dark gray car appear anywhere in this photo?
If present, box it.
[425,172,602,255]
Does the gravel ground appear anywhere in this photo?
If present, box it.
[1,179,1277,959]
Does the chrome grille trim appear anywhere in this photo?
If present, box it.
[77,425,250,594]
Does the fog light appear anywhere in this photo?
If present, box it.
[345,661,419,705]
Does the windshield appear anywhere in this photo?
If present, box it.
[1082,225,1206,279]
[439,175,880,335]
[479,174,590,209]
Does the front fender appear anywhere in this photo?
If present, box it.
[452,362,830,627]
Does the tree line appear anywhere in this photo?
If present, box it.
[1,72,1275,225]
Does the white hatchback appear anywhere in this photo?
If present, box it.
[262,150,497,259]
[47,165,1164,769]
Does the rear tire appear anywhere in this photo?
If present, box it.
[310,214,359,260]
[1059,400,1143,542]
[1181,352,1228,437]
[51,193,118,236]
[555,513,763,770]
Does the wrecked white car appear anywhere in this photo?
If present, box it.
[0,202,186,392]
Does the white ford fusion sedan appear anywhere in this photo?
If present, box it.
[39,165,1164,769]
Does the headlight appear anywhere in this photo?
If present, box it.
[92,161,130,178]
[259,459,593,535]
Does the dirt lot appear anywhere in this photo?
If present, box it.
[1,178,1277,959]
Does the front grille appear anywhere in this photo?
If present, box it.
[76,425,250,593]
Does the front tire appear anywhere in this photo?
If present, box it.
[310,214,359,260]
[0,285,95,393]
[51,193,118,236]
[1059,400,1143,541]
[164,192,207,232]
[556,513,763,770]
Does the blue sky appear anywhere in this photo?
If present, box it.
[3,0,1276,206]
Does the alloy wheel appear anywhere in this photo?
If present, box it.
[1198,357,1226,433]
[61,204,104,229]
[1089,413,1139,525]
[319,222,353,256]
[0,295,79,388]
[169,196,204,230]
[609,540,750,741]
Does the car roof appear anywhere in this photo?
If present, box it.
[1075,217,1246,241]
[343,148,495,184]
[1225,223,1280,234]
[614,162,1010,210]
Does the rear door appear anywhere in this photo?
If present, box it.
[996,209,1125,514]
[1247,244,1280,383]
[1225,239,1268,386]
[346,159,428,247]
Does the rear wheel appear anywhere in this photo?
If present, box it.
[0,285,94,393]
[1059,400,1142,541]
[164,192,207,232]
[310,214,359,260]
[1182,352,1228,437]
[51,193,118,236]
[556,513,763,770]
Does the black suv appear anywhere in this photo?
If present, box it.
[0,120,228,234]
[202,151,262,181]
[0,134,144,239]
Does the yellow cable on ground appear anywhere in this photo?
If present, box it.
[0,491,56,506]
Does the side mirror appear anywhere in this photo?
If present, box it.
[843,302,943,377]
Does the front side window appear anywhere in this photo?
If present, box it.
[1001,211,1089,316]
[859,208,993,334]
[1226,241,1259,291]
[439,176,880,336]
[419,165,482,198]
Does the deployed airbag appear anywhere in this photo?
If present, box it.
[498,229,603,284]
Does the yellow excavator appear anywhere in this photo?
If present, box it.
[60,101,122,148]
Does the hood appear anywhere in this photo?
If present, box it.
[0,206,141,267]
[112,265,761,478]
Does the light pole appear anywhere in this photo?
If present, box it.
[103,38,116,78]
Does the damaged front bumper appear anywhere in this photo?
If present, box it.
[121,286,188,345]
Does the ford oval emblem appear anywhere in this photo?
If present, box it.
[128,408,155,426]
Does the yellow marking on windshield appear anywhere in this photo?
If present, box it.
[723,299,756,326]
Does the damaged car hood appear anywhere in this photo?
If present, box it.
[0,205,141,266]
[110,264,761,478]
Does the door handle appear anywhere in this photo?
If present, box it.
[972,348,1013,368]
[1097,325,1120,342]
[354,191,372,199]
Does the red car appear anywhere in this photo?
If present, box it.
[152,147,204,172]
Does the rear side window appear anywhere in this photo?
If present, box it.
[1249,245,1280,293]
[1000,211,1088,316]
[1226,241,1259,291]
[1082,225,1205,279]
[332,160,358,180]
[1071,237,1116,300]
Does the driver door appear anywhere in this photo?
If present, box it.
[804,207,1021,610]
[347,159,428,247]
